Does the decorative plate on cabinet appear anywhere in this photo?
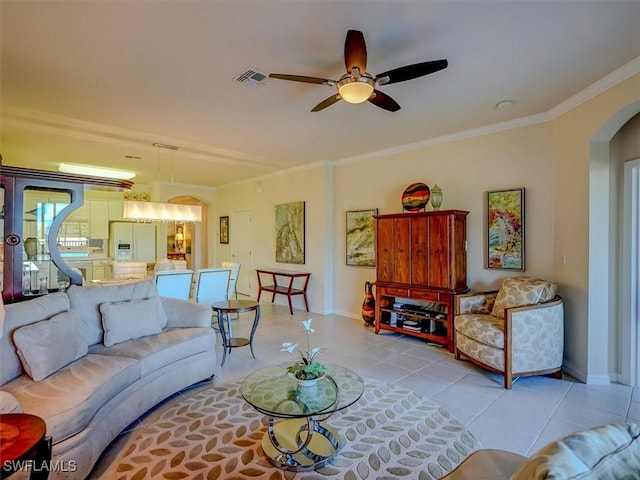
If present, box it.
[402,182,430,211]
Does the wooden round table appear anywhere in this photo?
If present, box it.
[212,300,261,366]
[0,413,51,479]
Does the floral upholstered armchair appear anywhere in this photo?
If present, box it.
[454,276,564,389]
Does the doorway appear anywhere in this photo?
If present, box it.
[622,159,640,385]
[231,210,253,296]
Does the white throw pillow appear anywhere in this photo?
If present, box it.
[100,297,168,347]
[12,310,88,381]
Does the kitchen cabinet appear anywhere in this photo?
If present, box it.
[108,200,123,221]
[92,262,106,281]
[374,210,469,352]
[90,200,109,238]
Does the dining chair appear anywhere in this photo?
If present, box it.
[221,262,241,300]
[154,269,193,300]
[194,268,231,307]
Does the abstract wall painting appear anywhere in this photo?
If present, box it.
[275,201,305,264]
[487,188,525,271]
[346,209,378,267]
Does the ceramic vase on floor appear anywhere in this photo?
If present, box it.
[362,281,375,326]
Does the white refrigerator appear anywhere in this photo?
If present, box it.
[110,222,157,262]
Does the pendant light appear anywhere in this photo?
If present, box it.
[122,144,202,223]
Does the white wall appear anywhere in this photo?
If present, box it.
[213,163,333,314]
[333,122,556,318]
[552,73,640,383]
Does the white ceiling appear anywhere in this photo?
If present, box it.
[2,1,639,188]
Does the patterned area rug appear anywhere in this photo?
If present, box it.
[92,378,479,479]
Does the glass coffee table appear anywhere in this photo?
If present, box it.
[240,363,364,471]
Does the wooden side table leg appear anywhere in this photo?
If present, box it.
[29,435,52,480]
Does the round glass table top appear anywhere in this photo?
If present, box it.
[240,363,364,419]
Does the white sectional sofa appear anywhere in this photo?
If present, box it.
[0,279,216,479]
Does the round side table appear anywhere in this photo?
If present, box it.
[0,413,52,479]
[212,300,260,366]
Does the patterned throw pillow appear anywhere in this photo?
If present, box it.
[491,277,557,319]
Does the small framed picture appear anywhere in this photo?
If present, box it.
[219,216,229,244]
[486,188,525,270]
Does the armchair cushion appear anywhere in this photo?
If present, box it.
[455,314,505,349]
[491,277,557,318]
[511,423,640,479]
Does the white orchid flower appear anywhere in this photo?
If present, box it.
[301,318,315,334]
[280,342,298,353]
[309,347,321,357]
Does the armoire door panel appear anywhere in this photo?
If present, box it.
[376,218,394,282]
[394,217,411,284]
[411,215,429,285]
[427,214,450,288]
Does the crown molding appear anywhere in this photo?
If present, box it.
[2,108,276,170]
[337,55,640,167]
[335,112,550,166]
[547,56,640,119]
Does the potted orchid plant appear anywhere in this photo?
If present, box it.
[280,318,326,383]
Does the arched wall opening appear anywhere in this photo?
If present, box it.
[167,195,209,271]
[588,100,640,386]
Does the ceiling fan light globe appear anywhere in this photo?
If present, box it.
[337,75,375,104]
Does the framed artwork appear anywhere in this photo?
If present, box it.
[346,209,378,267]
[275,201,305,264]
[219,216,229,244]
[486,188,525,270]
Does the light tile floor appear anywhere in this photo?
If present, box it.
[210,302,640,457]
[95,300,640,476]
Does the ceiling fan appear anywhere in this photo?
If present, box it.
[269,30,448,112]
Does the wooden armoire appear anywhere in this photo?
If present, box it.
[374,210,469,352]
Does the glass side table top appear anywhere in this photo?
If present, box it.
[241,363,364,419]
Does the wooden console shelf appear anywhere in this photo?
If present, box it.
[256,269,311,314]
[373,210,469,352]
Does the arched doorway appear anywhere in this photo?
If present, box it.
[168,196,209,271]
[588,101,640,386]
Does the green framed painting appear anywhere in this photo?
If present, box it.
[346,209,378,267]
[487,188,525,270]
[275,201,305,264]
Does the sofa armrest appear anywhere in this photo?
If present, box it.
[0,391,23,413]
[456,291,498,315]
[161,297,212,328]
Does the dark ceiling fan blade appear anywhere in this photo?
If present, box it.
[375,59,448,86]
[368,90,401,112]
[311,94,342,112]
[269,73,335,86]
[344,30,367,73]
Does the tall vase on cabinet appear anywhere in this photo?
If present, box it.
[362,281,375,327]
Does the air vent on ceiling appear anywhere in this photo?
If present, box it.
[234,68,268,87]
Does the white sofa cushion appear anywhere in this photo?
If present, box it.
[511,423,640,479]
[2,354,140,443]
[13,310,88,381]
[0,292,70,386]
[67,280,157,345]
[100,296,168,347]
[90,327,215,376]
